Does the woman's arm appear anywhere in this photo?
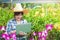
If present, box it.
[6,21,16,34]
[6,22,12,34]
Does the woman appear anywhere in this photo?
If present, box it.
[6,3,27,40]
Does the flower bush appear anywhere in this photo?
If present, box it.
[0,7,13,26]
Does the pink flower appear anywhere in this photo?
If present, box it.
[38,32,42,37]
[38,30,48,40]
[2,33,10,40]
[0,26,6,30]
[6,36,10,40]
[41,37,46,40]
[46,24,53,31]
[2,34,6,38]
[1,26,5,30]
[38,32,42,40]
[44,30,48,37]
[29,37,34,40]
[11,33,16,39]
[2,34,9,39]
[2,34,7,38]
[38,37,42,40]
[42,30,48,37]
[33,32,36,36]
[39,30,48,40]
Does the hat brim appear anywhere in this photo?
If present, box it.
[14,10,23,12]
[13,9,28,14]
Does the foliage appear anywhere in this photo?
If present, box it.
[0,30,4,35]
[47,29,60,40]
[0,7,13,26]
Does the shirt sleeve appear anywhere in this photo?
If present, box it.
[6,21,12,34]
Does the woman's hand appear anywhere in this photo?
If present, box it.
[10,30,16,33]
[19,32,26,36]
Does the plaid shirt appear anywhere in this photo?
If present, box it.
[6,19,27,34]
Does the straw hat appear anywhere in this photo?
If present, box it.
[13,3,28,14]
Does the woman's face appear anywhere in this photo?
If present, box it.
[15,14,23,21]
